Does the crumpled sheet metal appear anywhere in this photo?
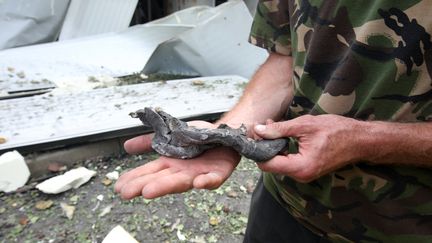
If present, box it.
[0,0,70,50]
[131,108,288,162]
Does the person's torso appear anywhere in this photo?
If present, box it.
[255,0,432,241]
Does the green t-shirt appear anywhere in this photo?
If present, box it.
[250,0,432,242]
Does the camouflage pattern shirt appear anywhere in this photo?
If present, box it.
[250,0,432,242]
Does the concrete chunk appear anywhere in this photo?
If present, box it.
[102,225,139,243]
[36,167,96,194]
[0,151,30,192]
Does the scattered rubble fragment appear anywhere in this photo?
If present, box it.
[0,150,30,193]
[177,229,187,241]
[97,195,104,201]
[60,202,76,220]
[0,136,6,144]
[106,171,119,180]
[102,225,139,243]
[36,167,96,194]
[102,178,113,186]
[35,200,54,210]
[99,205,113,217]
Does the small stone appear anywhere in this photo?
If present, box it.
[0,137,6,144]
[60,203,75,220]
[102,178,112,186]
[35,200,54,210]
[99,205,112,217]
[209,216,219,226]
[19,216,29,226]
[106,171,119,180]
[226,190,238,198]
[7,67,15,72]
[222,205,230,213]
[240,185,247,193]
[97,195,104,201]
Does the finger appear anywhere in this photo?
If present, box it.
[115,160,168,193]
[124,134,154,154]
[265,119,275,125]
[257,154,304,175]
[141,171,194,199]
[254,120,301,139]
[119,168,176,200]
[193,172,225,190]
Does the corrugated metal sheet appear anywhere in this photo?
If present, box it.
[59,0,138,40]
[0,76,247,153]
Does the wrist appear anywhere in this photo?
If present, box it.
[351,120,391,163]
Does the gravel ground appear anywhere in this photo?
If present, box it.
[0,153,261,243]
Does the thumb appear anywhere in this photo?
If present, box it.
[254,121,296,139]
[124,133,154,154]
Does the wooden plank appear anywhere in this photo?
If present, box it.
[0,76,247,153]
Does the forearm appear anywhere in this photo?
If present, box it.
[218,53,294,131]
[354,120,432,166]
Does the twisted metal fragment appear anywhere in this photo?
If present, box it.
[130,107,288,162]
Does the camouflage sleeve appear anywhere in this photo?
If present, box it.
[249,0,292,56]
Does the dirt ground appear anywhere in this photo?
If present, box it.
[0,153,261,243]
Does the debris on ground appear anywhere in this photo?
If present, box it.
[0,154,259,242]
[0,136,6,144]
[102,225,139,243]
[0,150,30,192]
[60,203,76,220]
[36,167,96,194]
[106,171,119,181]
[35,200,54,210]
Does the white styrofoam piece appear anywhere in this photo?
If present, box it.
[0,150,30,192]
[59,0,138,41]
[143,0,269,79]
[36,167,96,194]
[102,225,139,243]
[0,75,247,151]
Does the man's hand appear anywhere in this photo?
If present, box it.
[115,121,241,200]
[254,115,364,183]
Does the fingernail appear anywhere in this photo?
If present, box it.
[255,124,266,132]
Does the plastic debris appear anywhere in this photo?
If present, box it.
[36,167,96,194]
[102,225,139,243]
[0,151,30,193]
